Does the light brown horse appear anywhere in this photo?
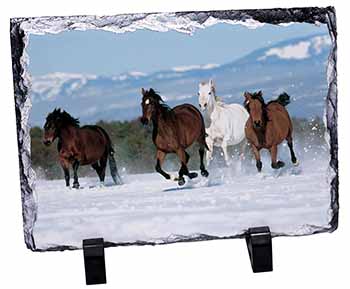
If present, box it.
[140,88,209,186]
[244,91,298,172]
[43,108,122,188]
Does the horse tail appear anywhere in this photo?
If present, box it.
[108,151,123,185]
[96,126,123,185]
[276,92,291,106]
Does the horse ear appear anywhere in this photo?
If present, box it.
[258,90,263,97]
[209,79,215,88]
[244,92,249,98]
[141,88,146,95]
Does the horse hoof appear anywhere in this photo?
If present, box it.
[201,170,209,177]
[188,172,198,179]
[72,183,80,189]
[293,159,299,166]
[178,178,185,186]
[256,160,262,172]
[271,161,284,169]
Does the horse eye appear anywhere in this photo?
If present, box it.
[208,92,211,95]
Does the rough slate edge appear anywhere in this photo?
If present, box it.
[9,6,338,252]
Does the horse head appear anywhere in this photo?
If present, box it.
[198,79,216,111]
[140,88,164,125]
[244,91,267,129]
[43,108,79,145]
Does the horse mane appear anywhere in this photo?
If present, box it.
[251,91,266,105]
[211,84,216,96]
[244,91,265,110]
[215,96,225,106]
[47,108,80,128]
[146,88,174,120]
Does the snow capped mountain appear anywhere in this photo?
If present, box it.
[172,63,220,72]
[257,35,331,61]
[29,33,331,126]
[31,72,97,102]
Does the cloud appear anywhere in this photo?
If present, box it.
[258,35,331,61]
[259,41,311,60]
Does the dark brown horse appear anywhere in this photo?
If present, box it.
[43,108,122,188]
[244,91,298,172]
[140,88,209,186]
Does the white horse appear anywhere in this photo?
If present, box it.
[198,79,249,166]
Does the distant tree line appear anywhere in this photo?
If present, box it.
[30,116,327,180]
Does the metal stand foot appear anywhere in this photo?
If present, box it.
[246,226,273,273]
[83,238,107,285]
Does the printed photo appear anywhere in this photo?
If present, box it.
[13,10,336,250]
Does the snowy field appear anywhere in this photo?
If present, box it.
[33,154,333,250]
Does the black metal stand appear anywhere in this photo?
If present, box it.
[245,226,273,273]
[81,228,272,284]
[83,238,107,285]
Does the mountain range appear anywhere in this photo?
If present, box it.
[30,33,331,126]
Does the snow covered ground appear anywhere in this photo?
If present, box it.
[33,153,333,250]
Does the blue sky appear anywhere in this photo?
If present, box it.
[28,22,328,76]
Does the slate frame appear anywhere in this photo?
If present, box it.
[10,6,338,251]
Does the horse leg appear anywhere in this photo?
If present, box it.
[251,145,262,172]
[286,135,298,165]
[206,136,214,166]
[221,140,230,166]
[91,162,102,181]
[176,149,197,186]
[270,145,285,169]
[239,140,248,161]
[182,150,198,179]
[72,160,80,189]
[199,146,209,177]
[60,159,70,187]
[185,151,190,164]
[155,150,171,180]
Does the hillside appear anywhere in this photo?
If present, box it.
[30,33,331,126]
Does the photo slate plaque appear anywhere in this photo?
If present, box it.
[10,7,338,251]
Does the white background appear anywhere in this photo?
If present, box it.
[1,0,349,288]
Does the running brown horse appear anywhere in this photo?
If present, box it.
[244,91,298,172]
[43,108,123,188]
[140,88,209,186]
